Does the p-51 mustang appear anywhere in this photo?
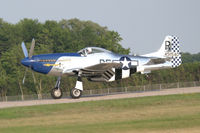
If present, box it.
[21,35,181,99]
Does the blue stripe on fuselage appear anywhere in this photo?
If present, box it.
[31,53,80,74]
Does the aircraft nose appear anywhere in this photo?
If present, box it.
[21,58,31,67]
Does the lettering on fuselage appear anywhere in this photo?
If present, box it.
[100,59,113,63]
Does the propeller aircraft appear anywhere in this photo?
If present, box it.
[21,35,182,99]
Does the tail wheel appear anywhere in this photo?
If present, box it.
[51,88,63,99]
[70,88,82,99]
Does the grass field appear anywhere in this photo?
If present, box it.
[0,93,200,133]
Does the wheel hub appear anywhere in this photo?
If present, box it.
[54,89,61,97]
[73,89,80,97]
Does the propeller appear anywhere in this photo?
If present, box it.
[22,68,28,84]
[21,38,36,84]
[29,38,35,58]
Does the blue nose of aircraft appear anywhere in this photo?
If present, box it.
[21,58,32,67]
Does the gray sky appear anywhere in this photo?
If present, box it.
[0,0,200,54]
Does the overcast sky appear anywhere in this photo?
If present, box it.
[0,0,199,54]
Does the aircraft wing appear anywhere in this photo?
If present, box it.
[82,63,121,72]
[80,63,121,81]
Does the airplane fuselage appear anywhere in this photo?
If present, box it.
[21,52,172,77]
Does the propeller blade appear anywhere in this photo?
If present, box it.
[21,42,28,58]
[31,70,36,84]
[22,68,28,84]
[29,38,35,59]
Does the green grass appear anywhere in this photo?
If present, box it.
[1,93,200,133]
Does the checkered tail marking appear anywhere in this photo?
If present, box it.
[171,36,182,68]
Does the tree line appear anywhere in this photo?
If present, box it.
[0,18,199,98]
[182,52,200,63]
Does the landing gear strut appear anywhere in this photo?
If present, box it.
[70,73,83,99]
[51,74,83,99]
[51,76,63,99]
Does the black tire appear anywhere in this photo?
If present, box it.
[51,88,63,99]
[70,88,82,99]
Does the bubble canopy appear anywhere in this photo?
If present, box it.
[78,47,112,56]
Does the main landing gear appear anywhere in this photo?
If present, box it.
[51,74,83,99]
[51,76,63,99]
[70,76,83,99]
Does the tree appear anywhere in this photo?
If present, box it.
[0,65,7,101]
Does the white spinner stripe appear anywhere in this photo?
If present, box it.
[122,69,130,79]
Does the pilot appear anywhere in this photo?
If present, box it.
[86,48,92,54]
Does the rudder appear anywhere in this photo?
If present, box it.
[170,36,182,68]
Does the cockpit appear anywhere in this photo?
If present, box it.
[77,47,112,56]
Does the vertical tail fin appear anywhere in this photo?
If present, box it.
[143,35,182,68]
[160,35,182,67]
